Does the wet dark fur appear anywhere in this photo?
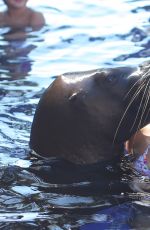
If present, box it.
[30,61,150,165]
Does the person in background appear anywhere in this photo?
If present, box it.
[0,0,45,78]
[0,0,45,28]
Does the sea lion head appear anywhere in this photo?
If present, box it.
[30,62,150,164]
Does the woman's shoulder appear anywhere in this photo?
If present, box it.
[29,8,45,28]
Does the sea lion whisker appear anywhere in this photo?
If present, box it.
[141,84,150,125]
[124,64,149,99]
[125,63,149,99]
[124,78,145,102]
[130,82,149,132]
[124,77,142,99]
[113,83,145,144]
[133,77,150,132]
[142,81,150,114]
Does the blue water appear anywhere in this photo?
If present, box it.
[0,0,150,229]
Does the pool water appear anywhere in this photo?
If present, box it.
[0,0,150,229]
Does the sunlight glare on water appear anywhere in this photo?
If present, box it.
[27,0,150,76]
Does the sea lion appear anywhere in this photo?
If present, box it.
[30,62,150,165]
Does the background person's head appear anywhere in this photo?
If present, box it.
[3,0,28,9]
